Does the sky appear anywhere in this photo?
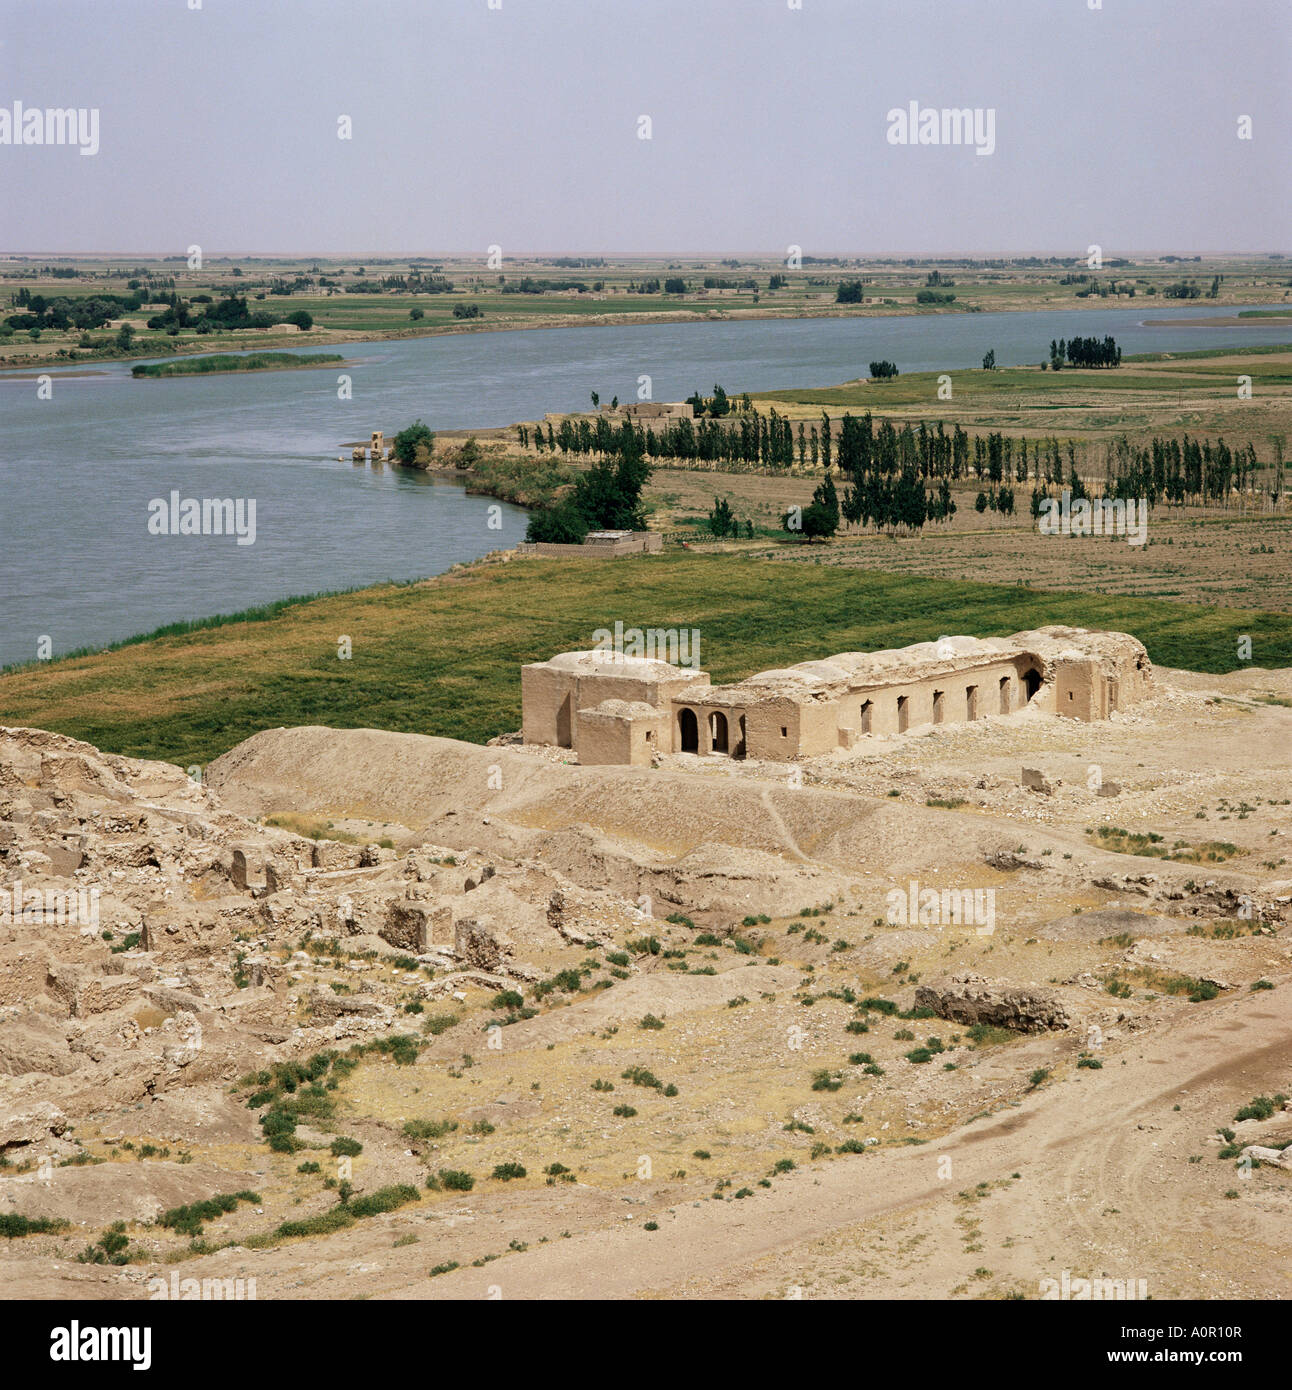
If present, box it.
[1,0,1288,257]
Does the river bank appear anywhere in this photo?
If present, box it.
[6,293,1282,373]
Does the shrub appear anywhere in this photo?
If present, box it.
[437,1169,474,1191]
[638,1013,665,1030]
[348,1184,420,1218]
[330,1136,363,1157]
[275,1208,356,1239]
[77,1222,130,1265]
[1234,1095,1281,1123]
[403,1118,457,1140]
[0,1214,70,1239]
[393,420,434,466]
[491,1162,527,1181]
[621,1065,663,1090]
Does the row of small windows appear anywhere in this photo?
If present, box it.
[676,669,1042,752]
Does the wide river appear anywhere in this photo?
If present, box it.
[1,303,1288,669]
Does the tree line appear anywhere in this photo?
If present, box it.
[1048,335,1121,369]
[519,401,1280,513]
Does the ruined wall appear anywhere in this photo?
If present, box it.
[521,663,571,746]
[575,705,666,766]
[515,532,662,558]
[840,658,1030,739]
[523,662,708,751]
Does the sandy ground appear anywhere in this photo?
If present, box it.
[2,663,1289,1301]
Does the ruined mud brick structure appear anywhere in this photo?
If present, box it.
[522,627,1153,766]
[614,401,695,423]
[522,651,708,759]
[516,529,664,559]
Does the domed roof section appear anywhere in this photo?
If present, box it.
[544,650,701,681]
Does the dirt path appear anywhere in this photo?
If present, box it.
[390,987,1292,1299]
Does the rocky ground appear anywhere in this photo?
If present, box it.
[1,662,1289,1300]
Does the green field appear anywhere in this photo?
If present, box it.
[130,351,344,377]
[2,556,1288,769]
[754,350,1292,412]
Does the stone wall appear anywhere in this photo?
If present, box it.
[516,532,663,559]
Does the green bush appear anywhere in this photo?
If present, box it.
[0,1214,70,1239]
[348,1184,421,1218]
[403,1118,457,1140]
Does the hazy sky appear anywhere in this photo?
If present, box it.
[2,0,1288,256]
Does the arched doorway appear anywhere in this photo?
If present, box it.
[897,695,909,732]
[709,711,729,754]
[859,700,873,735]
[932,690,945,724]
[999,675,1012,713]
[966,685,978,720]
[734,714,747,760]
[678,708,699,752]
[1023,668,1042,702]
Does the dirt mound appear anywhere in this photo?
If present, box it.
[1035,907,1184,941]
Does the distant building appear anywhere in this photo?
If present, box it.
[614,401,695,422]
[517,530,663,559]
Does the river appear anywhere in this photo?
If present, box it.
[1,302,1287,668]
